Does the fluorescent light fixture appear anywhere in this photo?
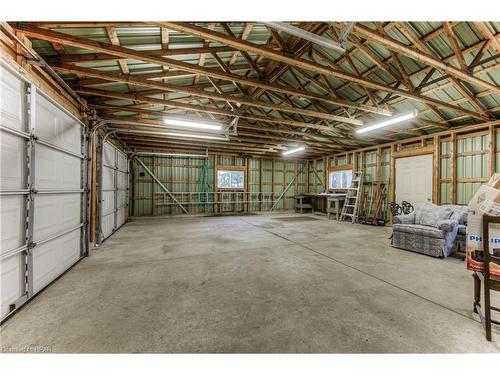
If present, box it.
[356,111,418,134]
[162,131,228,140]
[163,117,221,131]
[116,129,228,141]
[135,152,208,158]
[264,22,346,53]
[282,146,305,156]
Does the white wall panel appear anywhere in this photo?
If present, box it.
[32,229,81,293]
[35,144,81,190]
[0,130,25,190]
[0,196,25,254]
[0,66,26,131]
[35,94,80,152]
[33,194,80,242]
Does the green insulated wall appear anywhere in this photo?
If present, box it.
[309,125,500,222]
[130,154,307,217]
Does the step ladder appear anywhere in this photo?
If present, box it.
[339,171,363,223]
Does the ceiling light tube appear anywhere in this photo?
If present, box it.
[282,146,305,156]
[264,22,346,53]
[163,117,222,131]
[356,111,418,134]
[116,129,228,141]
[161,131,228,140]
[135,152,208,158]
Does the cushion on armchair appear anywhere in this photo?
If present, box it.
[419,205,453,227]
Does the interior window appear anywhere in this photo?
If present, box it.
[217,170,245,189]
[329,170,353,189]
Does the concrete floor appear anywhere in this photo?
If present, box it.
[1,213,499,353]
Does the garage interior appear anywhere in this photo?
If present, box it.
[1,20,500,353]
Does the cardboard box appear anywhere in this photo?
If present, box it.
[466,212,500,277]
[467,184,500,216]
[486,173,500,189]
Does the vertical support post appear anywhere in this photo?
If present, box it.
[282,160,286,210]
[488,124,496,176]
[294,160,298,198]
[451,132,457,205]
[389,145,395,207]
[152,155,156,216]
[259,159,263,212]
[323,157,328,192]
[433,135,441,205]
[271,159,275,208]
[305,161,309,193]
[245,158,249,213]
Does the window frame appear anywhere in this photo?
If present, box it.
[215,166,246,190]
[328,166,353,191]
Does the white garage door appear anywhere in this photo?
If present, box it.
[395,154,433,206]
[0,62,88,320]
[99,141,129,242]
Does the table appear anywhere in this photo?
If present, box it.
[303,193,346,219]
[294,195,312,213]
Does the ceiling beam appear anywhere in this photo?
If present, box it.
[13,23,389,116]
[52,63,363,125]
[155,22,487,120]
[76,87,358,137]
[352,23,500,95]
[474,22,500,54]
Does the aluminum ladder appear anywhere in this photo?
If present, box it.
[339,171,363,223]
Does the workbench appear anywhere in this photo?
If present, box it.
[303,193,347,219]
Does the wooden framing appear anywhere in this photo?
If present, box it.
[3,21,499,163]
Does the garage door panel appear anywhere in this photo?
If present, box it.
[35,94,81,152]
[103,142,116,167]
[117,171,128,189]
[0,196,26,255]
[35,144,81,190]
[32,229,81,293]
[117,190,127,207]
[0,67,27,131]
[101,213,114,239]
[102,166,115,190]
[33,194,81,242]
[1,254,25,319]
[102,191,115,215]
[0,132,25,190]
[117,206,126,228]
[100,141,128,242]
[117,151,127,171]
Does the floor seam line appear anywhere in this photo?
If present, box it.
[238,217,482,326]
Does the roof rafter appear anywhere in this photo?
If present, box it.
[157,22,487,120]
